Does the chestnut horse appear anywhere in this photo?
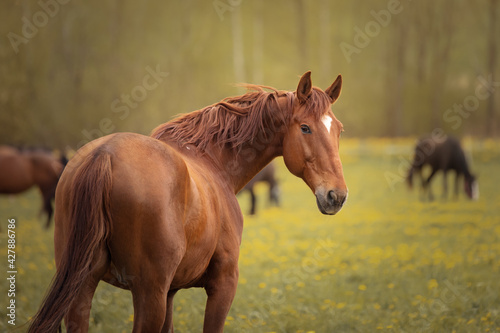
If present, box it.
[28,71,348,333]
[0,145,66,228]
[239,162,280,215]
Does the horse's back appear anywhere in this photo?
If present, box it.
[414,136,467,171]
[55,132,230,289]
[28,150,64,190]
[57,132,191,232]
[104,133,193,234]
[0,146,34,193]
[440,137,468,171]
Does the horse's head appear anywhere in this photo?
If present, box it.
[464,174,479,200]
[283,71,347,215]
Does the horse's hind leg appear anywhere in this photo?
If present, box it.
[414,168,426,201]
[442,170,448,200]
[129,245,184,332]
[131,284,167,332]
[424,168,438,201]
[161,289,178,333]
[203,266,238,333]
[39,187,54,229]
[64,277,100,332]
[130,265,178,333]
[43,195,53,229]
[454,173,460,199]
[269,182,280,207]
[249,188,256,215]
[64,246,109,332]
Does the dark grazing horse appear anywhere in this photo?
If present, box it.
[407,136,478,200]
[28,71,348,333]
[239,162,280,215]
[0,145,67,228]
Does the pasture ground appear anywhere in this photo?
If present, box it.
[1,138,499,332]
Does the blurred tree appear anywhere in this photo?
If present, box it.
[486,0,498,136]
[319,0,332,84]
[428,0,456,130]
[252,0,264,84]
[385,12,408,136]
[231,5,246,85]
[412,1,434,83]
[0,0,497,146]
[294,0,308,71]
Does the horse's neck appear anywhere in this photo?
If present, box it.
[453,148,472,178]
[205,96,290,193]
[460,162,473,179]
[205,138,282,194]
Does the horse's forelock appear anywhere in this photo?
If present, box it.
[300,87,333,120]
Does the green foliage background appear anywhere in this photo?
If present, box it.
[0,0,499,149]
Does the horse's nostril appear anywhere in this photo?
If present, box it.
[328,190,337,206]
[327,190,347,207]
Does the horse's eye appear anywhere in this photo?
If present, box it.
[300,124,311,134]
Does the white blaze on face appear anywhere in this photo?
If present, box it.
[321,114,333,134]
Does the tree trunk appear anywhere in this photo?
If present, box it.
[295,0,308,70]
[429,0,455,130]
[386,16,408,137]
[319,0,331,83]
[486,0,498,136]
[252,0,263,84]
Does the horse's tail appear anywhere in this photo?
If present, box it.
[28,149,113,333]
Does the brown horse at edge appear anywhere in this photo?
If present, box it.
[28,71,348,333]
[0,146,66,228]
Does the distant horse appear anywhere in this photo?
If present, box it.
[407,136,478,200]
[28,71,348,333]
[0,145,67,228]
[239,162,280,215]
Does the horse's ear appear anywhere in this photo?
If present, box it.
[325,74,342,104]
[296,71,312,104]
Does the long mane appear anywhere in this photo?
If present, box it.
[151,85,330,151]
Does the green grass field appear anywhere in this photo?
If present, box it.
[1,138,499,332]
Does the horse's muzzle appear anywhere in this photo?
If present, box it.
[315,189,348,215]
